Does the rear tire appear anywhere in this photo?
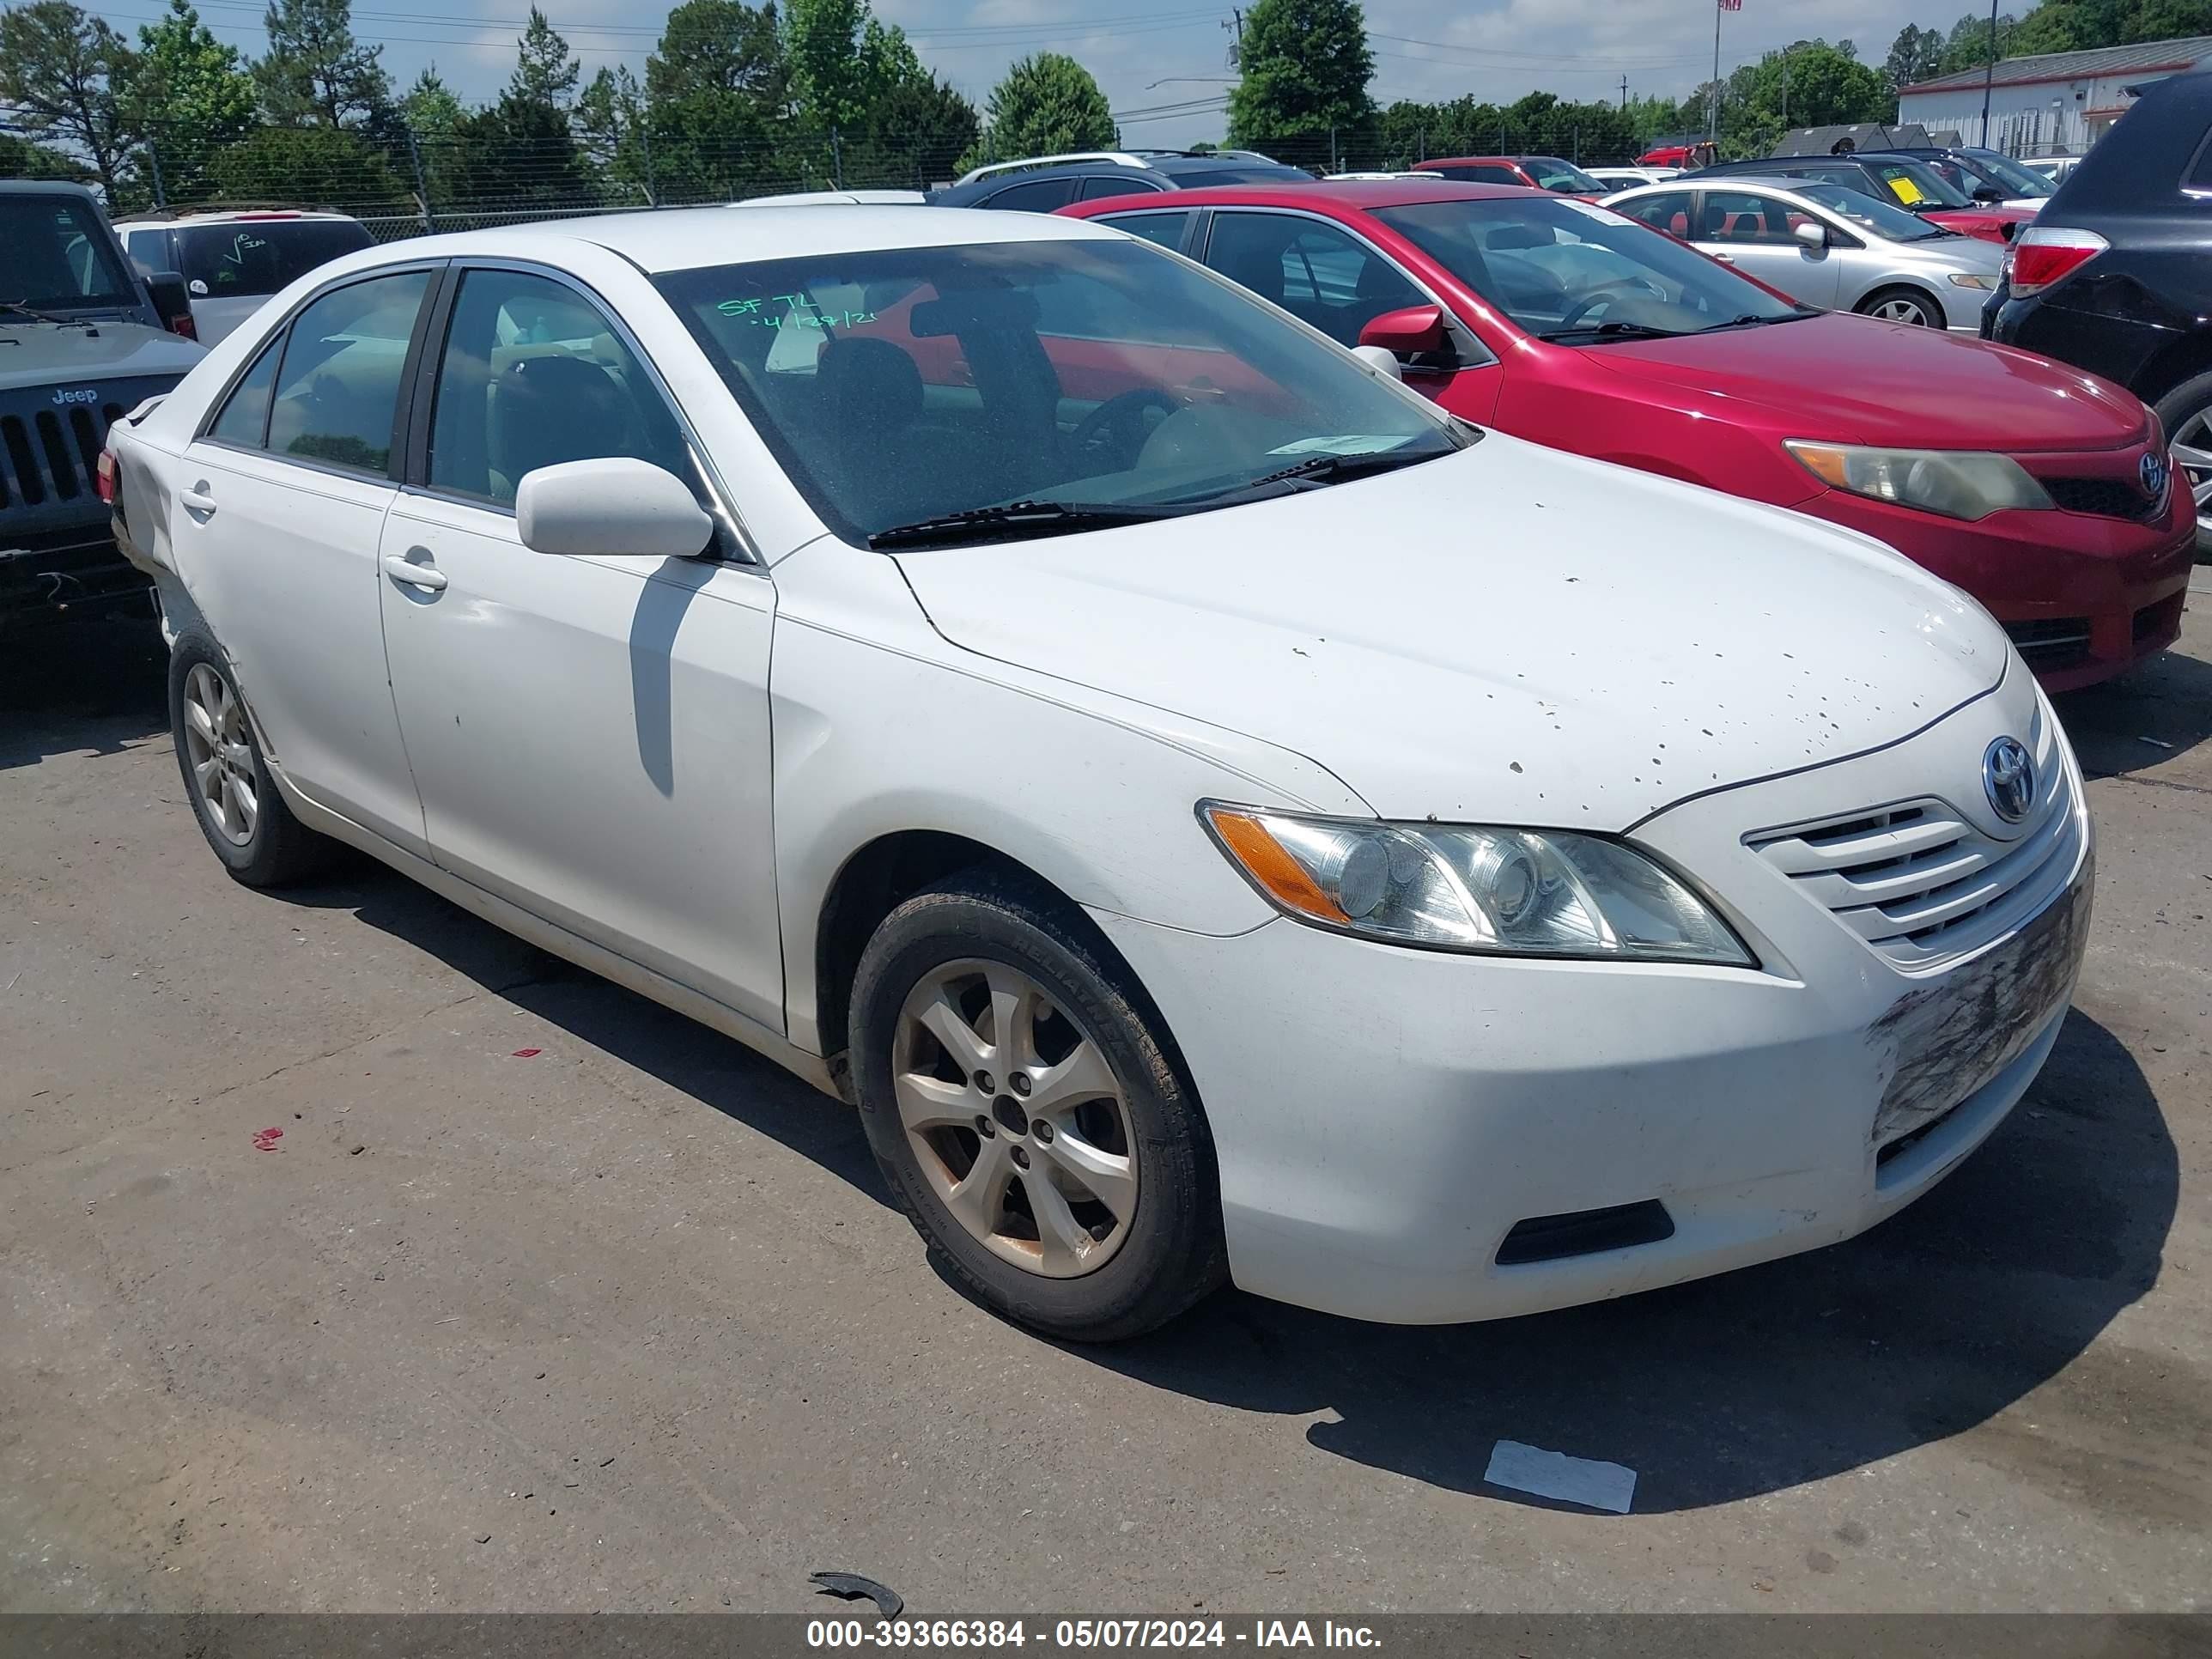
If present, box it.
[2151,369,2212,561]
[168,630,337,887]
[849,869,1227,1342]
[1857,286,1942,328]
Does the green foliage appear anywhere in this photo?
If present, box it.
[784,0,918,132]
[1884,22,1948,88]
[254,0,390,126]
[0,130,94,180]
[208,122,407,207]
[970,52,1113,167]
[507,6,579,112]
[0,1,139,198]
[1226,0,1376,155]
[1935,9,2021,74]
[441,91,592,207]
[1729,40,1891,156]
[125,0,256,202]
[647,0,787,106]
[399,66,464,137]
[847,70,978,186]
[1374,91,1641,168]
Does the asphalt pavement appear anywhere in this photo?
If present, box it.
[2,586,2208,1613]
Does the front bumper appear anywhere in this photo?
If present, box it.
[1793,481,2192,691]
[2,527,154,627]
[1097,669,2092,1325]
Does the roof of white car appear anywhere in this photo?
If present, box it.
[343,204,1116,275]
[114,207,362,225]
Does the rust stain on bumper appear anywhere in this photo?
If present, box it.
[1866,856,2094,1146]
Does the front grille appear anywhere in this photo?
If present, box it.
[2044,475,2164,520]
[0,403,125,513]
[1747,703,2083,970]
[2004,617,2091,672]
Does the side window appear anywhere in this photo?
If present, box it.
[124,228,169,273]
[1618,190,1696,237]
[982,177,1080,213]
[1205,214,1424,347]
[266,270,430,475]
[205,334,283,447]
[1100,211,1191,251]
[1700,191,1795,245]
[1078,173,1164,202]
[427,268,696,508]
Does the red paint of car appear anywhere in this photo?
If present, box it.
[1917,204,2035,245]
[1059,179,2191,689]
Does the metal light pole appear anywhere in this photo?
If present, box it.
[1710,0,1723,142]
[1980,0,2000,146]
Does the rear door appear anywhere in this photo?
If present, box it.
[173,264,438,854]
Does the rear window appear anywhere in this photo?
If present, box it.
[173,220,375,299]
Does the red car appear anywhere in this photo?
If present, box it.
[1060,180,2191,689]
[1412,155,1608,198]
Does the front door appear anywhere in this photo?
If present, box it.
[1693,191,1843,309]
[174,266,436,854]
[374,264,784,1029]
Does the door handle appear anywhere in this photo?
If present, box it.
[180,482,217,520]
[1711,252,1735,263]
[383,553,448,592]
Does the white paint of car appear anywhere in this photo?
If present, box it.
[107,205,2090,1328]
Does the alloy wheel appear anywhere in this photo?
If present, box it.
[2166,409,2212,550]
[891,958,1139,1278]
[182,662,258,846]
[1870,295,1933,325]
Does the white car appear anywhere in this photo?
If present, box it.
[1586,165,1681,188]
[106,207,2092,1340]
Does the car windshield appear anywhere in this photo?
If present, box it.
[1794,181,1951,240]
[1872,158,1974,210]
[1371,195,1801,339]
[1525,157,1607,192]
[1960,148,2055,196]
[656,237,1469,546]
[0,194,138,313]
[172,220,375,298]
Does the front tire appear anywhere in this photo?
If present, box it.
[2152,369,2212,561]
[850,870,1227,1341]
[168,630,336,887]
[1858,286,1941,328]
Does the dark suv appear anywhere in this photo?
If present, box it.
[931,150,1313,212]
[1988,69,2212,554]
[3,180,204,636]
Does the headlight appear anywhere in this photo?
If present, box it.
[1784,441,2054,520]
[1947,271,1996,289]
[1200,805,1753,965]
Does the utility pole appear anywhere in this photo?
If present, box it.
[1979,0,2000,145]
[1620,75,1628,112]
[1710,0,1723,142]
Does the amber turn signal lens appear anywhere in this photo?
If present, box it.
[1202,807,1349,923]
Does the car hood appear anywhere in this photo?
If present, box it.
[1584,312,2148,452]
[1922,205,2033,239]
[894,436,2007,829]
[0,319,205,386]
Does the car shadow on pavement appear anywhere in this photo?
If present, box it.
[2056,641,2212,776]
[0,615,168,772]
[1083,1009,2179,1515]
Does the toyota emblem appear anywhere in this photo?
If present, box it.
[2142,448,2170,502]
[1984,737,2035,823]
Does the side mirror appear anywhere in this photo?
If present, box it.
[1352,343,1403,380]
[1358,303,1448,356]
[1972,185,2006,203]
[1794,219,1829,250]
[516,458,714,559]
[144,270,197,339]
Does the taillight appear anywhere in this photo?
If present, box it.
[2008,227,2107,297]
[168,313,198,340]
[96,447,118,504]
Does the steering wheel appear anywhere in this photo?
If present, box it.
[1070,387,1180,471]
[1554,278,1668,331]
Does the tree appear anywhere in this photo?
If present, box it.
[0,1,140,199]
[254,0,390,127]
[1884,23,1946,91]
[210,122,408,209]
[647,0,787,107]
[441,91,592,206]
[0,131,94,181]
[123,0,256,202]
[974,52,1113,166]
[851,70,978,185]
[1729,40,1887,155]
[1935,10,2020,76]
[1227,0,1376,163]
[399,65,465,137]
[507,5,578,112]
[784,0,917,132]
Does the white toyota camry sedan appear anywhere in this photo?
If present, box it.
[106,205,2092,1341]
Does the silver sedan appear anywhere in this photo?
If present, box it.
[1601,175,2006,331]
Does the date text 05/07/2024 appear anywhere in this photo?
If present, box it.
[805,1620,1383,1650]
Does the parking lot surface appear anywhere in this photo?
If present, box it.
[3,590,2209,1613]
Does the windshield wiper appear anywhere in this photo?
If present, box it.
[868,499,1181,549]
[1535,319,1686,343]
[0,301,98,331]
[1239,446,1445,492]
[1698,311,1812,332]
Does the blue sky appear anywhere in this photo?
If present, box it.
[83,0,1950,147]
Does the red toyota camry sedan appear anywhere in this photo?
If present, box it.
[1060,179,2191,689]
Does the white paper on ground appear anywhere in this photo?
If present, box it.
[1482,1439,1638,1513]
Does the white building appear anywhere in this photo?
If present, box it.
[1898,35,2212,156]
